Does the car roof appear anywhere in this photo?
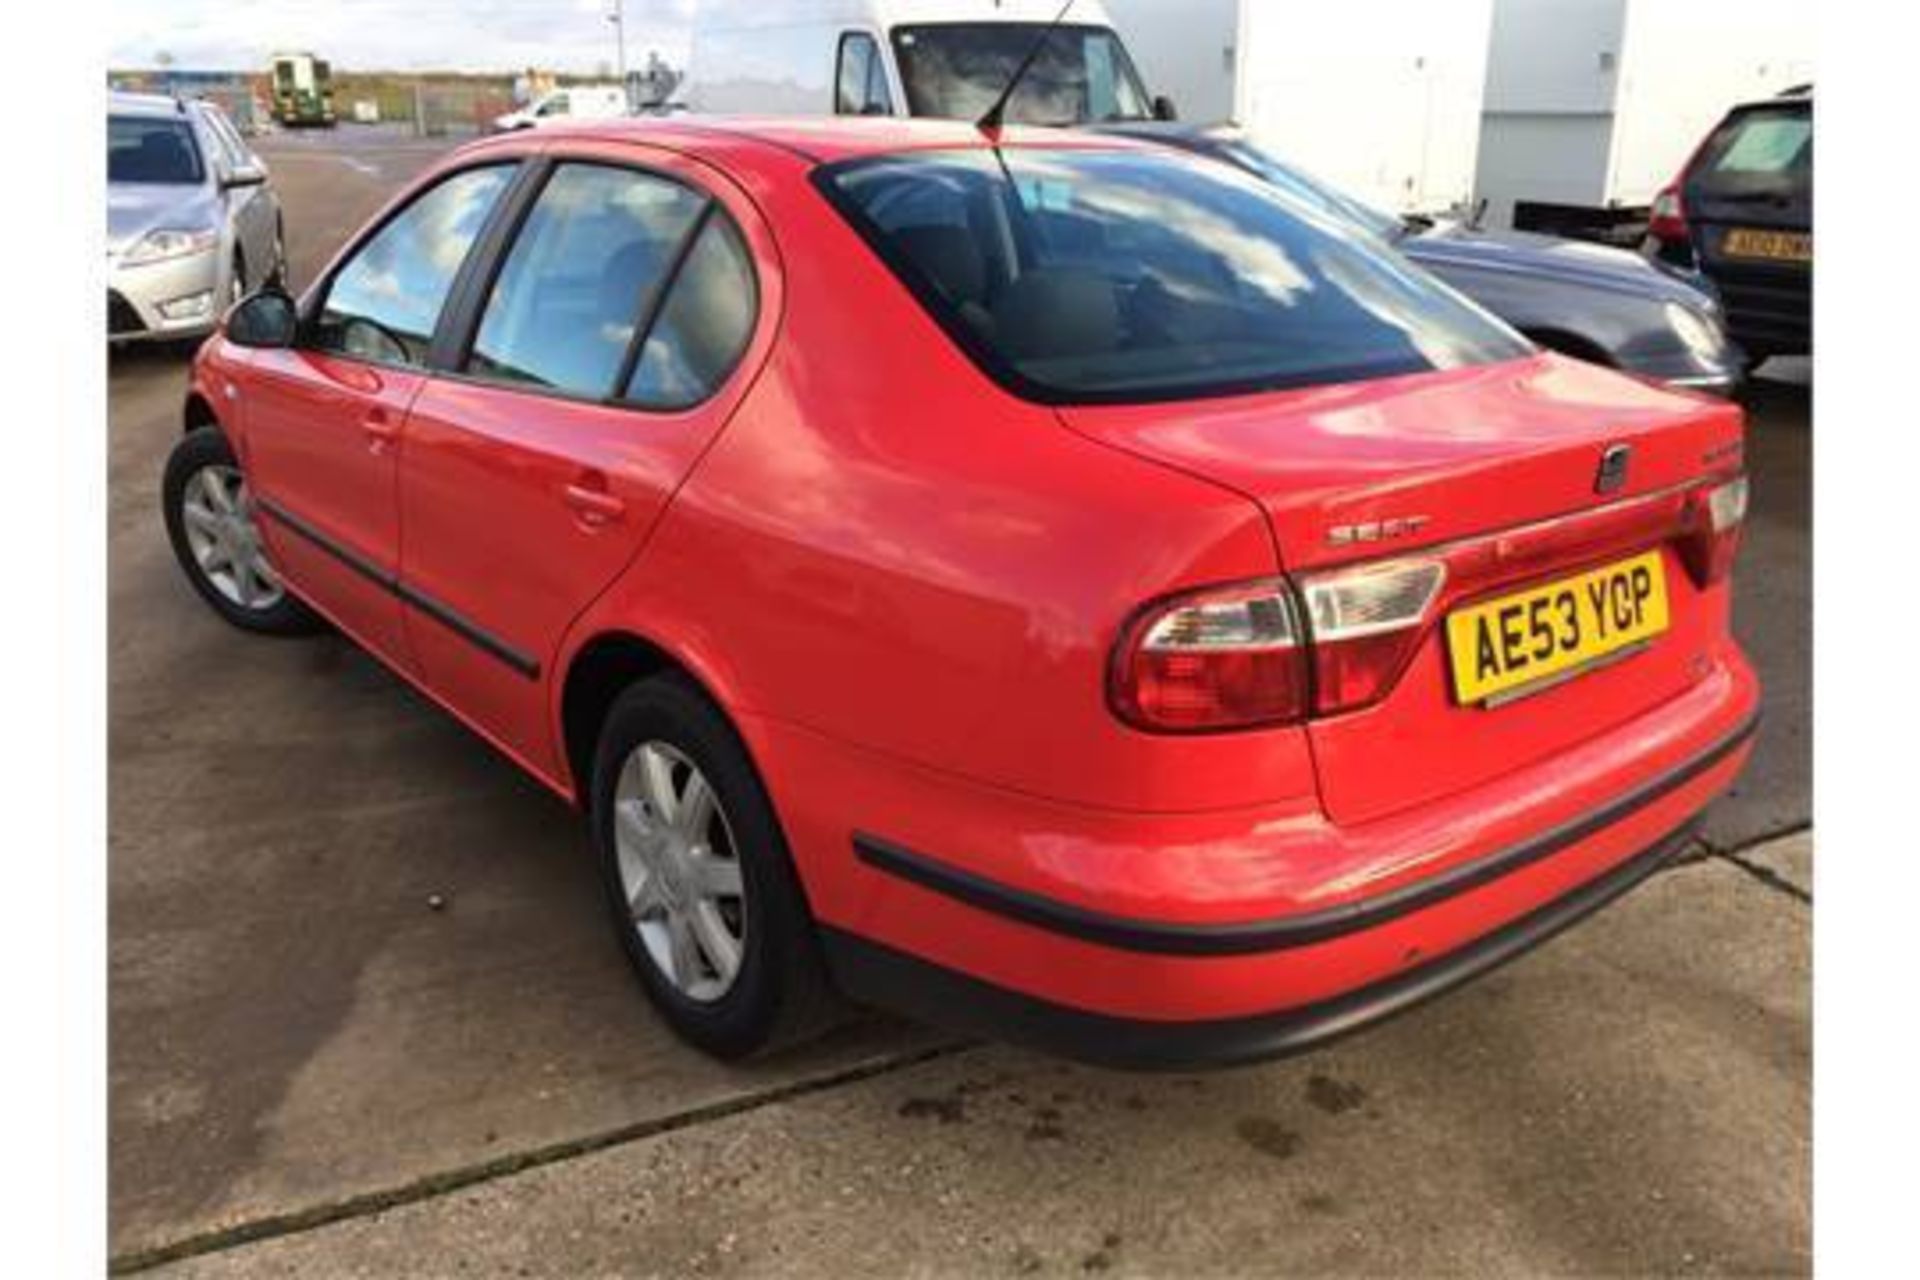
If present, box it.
[509,114,1150,165]
[1730,84,1812,112]
[109,90,196,120]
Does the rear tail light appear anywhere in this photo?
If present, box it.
[1110,558,1445,731]
[1300,558,1447,716]
[1648,184,1689,245]
[1681,475,1749,585]
[1115,478,1740,733]
[1109,581,1308,731]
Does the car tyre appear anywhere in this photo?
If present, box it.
[591,674,842,1058]
[163,427,323,635]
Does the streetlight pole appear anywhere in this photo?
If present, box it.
[607,0,628,97]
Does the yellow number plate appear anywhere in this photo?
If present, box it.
[1722,228,1812,263]
[1445,552,1669,705]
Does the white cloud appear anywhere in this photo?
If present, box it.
[108,0,699,73]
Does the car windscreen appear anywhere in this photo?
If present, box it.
[890,24,1152,125]
[108,116,205,185]
[1688,104,1811,203]
[819,147,1530,404]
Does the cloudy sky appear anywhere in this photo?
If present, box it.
[109,0,699,74]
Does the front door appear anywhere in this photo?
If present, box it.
[245,162,519,666]
[396,150,772,779]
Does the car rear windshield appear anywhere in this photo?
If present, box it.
[1689,104,1811,200]
[890,24,1152,125]
[108,116,204,185]
[819,147,1529,404]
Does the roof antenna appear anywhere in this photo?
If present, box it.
[976,0,1075,135]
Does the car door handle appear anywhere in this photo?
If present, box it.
[563,480,627,526]
[361,407,399,450]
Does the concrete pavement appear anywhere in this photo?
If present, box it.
[110,127,1813,1274]
[157,840,1810,1277]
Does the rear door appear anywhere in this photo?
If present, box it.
[244,162,519,664]
[396,145,774,779]
[1685,99,1813,356]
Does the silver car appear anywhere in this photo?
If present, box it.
[108,92,285,343]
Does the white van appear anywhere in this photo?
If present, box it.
[684,0,1172,125]
[492,84,631,133]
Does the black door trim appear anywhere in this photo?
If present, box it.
[256,496,541,679]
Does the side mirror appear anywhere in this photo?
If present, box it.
[1152,95,1179,122]
[226,288,298,348]
[222,164,267,189]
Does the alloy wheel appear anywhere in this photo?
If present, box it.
[180,464,284,611]
[612,740,748,1003]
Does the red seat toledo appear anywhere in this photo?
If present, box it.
[165,118,1759,1068]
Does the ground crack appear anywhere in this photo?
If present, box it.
[108,1038,977,1274]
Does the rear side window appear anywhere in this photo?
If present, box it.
[467,164,705,396]
[624,214,758,409]
[836,33,894,116]
[316,164,515,367]
[821,148,1528,404]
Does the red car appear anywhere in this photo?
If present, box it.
[165,118,1758,1068]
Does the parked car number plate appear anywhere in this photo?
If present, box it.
[1721,228,1812,263]
[1445,552,1669,705]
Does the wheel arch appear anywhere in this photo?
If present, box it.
[184,390,220,435]
[558,629,745,808]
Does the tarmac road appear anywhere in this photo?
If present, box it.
[108,126,1812,1274]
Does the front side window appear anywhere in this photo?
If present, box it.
[108,117,204,185]
[890,24,1151,125]
[315,164,515,367]
[822,147,1529,404]
[836,33,894,116]
[467,163,706,397]
[625,214,759,409]
[198,107,251,174]
[536,93,571,118]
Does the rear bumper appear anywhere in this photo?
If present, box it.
[825,818,1701,1070]
[1710,271,1810,357]
[777,648,1759,1068]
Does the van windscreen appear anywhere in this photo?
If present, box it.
[890,23,1152,125]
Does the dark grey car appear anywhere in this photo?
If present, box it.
[1101,123,1743,394]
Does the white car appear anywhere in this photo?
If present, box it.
[491,85,631,132]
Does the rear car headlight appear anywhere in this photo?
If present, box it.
[121,227,220,267]
[1111,558,1448,732]
[1681,475,1749,585]
[1110,580,1308,731]
[1648,185,1689,245]
[1300,558,1446,716]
